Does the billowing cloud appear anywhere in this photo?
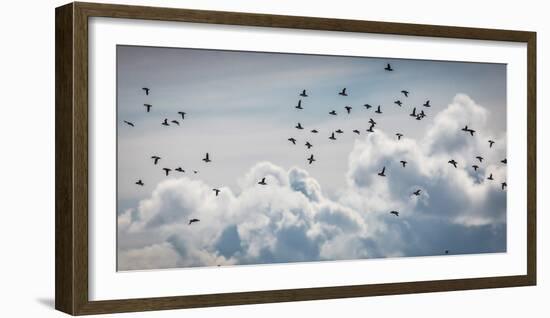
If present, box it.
[118,94,506,270]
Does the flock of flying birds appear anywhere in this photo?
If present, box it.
[123,62,507,228]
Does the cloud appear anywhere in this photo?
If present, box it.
[118,94,506,270]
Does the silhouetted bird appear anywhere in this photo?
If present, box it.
[151,156,161,165]
[412,189,421,196]
[488,140,495,148]
[390,211,399,216]
[461,125,475,136]
[135,180,144,186]
[384,63,393,71]
[375,105,382,114]
[400,160,407,167]
[345,106,352,114]
[295,100,303,109]
[445,250,449,254]
[258,177,267,185]
[487,173,494,180]
[396,133,403,140]
[288,138,297,145]
[171,120,180,126]
[213,188,221,196]
[202,153,211,163]
[311,129,319,133]
[423,100,431,107]
[416,115,422,121]
[305,141,313,149]
[188,218,200,225]
[193,170,198,174]
[307,154,316,164]
[329,110,337,116]
[394,100,403,107]
[472,165,479,171]
[378,166,386,177]
[401,90,409,97]
[448,160,458,168]
[329,132,337,140]
[300,89,308,97]
[175,167,185,173]
[296,122,304,129]
[353,129,360,135]
[369,118,377,125]
[364,104,372,109]
[123,120,134,127]
[501,158,507,164]
[142,87,150,95]
[410,107,417,117]
[178,111,186,119]
[162,168,171,176]
[501,182,507,190]
[476,156,484,162]
[419,110,426,118]
[335,129,344,134]
[366,124,375,133]
[143,104,152,112]
[338,88,348,96]
[162,118,169,126]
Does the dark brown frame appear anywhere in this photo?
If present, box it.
[55,2,537,315]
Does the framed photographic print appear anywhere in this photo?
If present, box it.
[55,2,536,315]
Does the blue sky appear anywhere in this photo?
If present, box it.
[116,45,507,270]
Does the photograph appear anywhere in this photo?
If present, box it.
[116,45,508,271]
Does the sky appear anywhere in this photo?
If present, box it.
[116,45,507,270]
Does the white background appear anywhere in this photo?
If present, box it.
[0,0,547,317]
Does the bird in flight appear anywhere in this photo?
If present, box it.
[394,100,403,107]
[448,160,458,168]
[311,129,319,133]
[419,110,426,118]
[416,115,422,121]
[175,167,185,173]
[295,100,303,109]
[375,105,382,114]
[305,141,313,149]
[488,140,495,148]
[193,170,198,174]
[123,120,134,127]
[335,129,344,134]
[401,90,409,97]
[353,129,360,135]
[501,158,507,164]
[135,180,144,186]
[378,166,386,177]
[142,87,150,95]
[329,110,337,116]
[300,89,308,97]
[384,63,393,71]
[369,118,377,125]
[143,104,152,112]
[366,124,375,133]
[202,153,211,163]
[345,106,352,114]
[296,122,304,129]
[501,182,507,190]
[487,173,494,180]
[400,160,407,167]
[188,218,200,225]
[396,133,403,140]
[412,189,421,196]
[476,156,484,162]
[410,107,417,117]
[258,177,267,185]
[171,120,180,126]
[178,111,186,119]
[213,188,221,196]
[338,88,348,96]
[461,125,475,136]
[423,100,431,107]
[329,132,337,140]
[151,156,161,165]
[162,118,169,126]
[162,168,172,176]
[390,210,399,216]
[472,165,479,171]
[288,138,297,145]
[307,154,316,164]
[364,104,372,109]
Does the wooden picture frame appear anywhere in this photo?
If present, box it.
[55,2,536,315]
